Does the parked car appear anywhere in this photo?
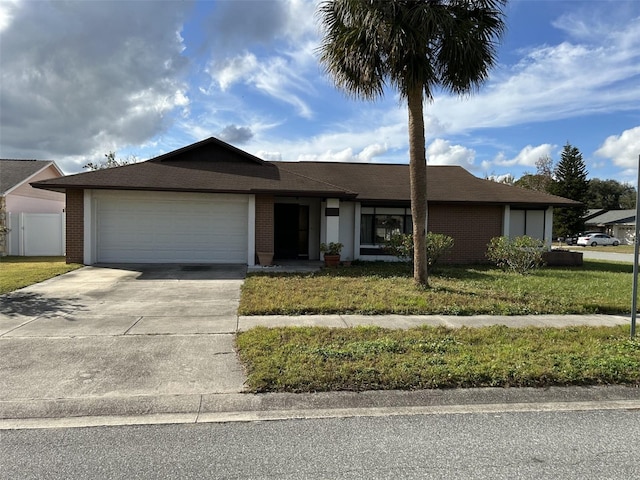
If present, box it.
[562,231,601,245]
[576,233,620,247]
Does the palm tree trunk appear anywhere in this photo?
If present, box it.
[407,85,429,287]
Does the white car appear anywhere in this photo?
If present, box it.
[576,233,620,247]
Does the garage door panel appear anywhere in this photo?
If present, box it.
[95,191,249,263]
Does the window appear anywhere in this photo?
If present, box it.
[360,207,412,246]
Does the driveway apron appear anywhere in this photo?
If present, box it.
[0,265,247,407]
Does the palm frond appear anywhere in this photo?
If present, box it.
[318,0,506,101]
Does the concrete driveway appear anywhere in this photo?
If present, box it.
[0,264,248,414]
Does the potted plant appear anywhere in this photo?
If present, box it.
[320,242,343,267]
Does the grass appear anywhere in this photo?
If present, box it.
[239,261,635,316]
[0,256,82,294]
[554,242,635,254]
[572,245,635,254]
[236,324,640,392]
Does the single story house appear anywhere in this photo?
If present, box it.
[584,209,636,244]
[32,137,578,266]
[1,159,66,255]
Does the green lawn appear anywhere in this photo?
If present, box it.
[237,324,640,393]
[0,256,82,294]
[238,261,640,392]
[239,261,634,316]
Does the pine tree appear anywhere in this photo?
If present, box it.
[550,143,589,238]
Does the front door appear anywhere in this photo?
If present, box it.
[274,204,309,259]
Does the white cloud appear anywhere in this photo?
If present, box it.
[492,144,555,168]
[595,126,640,169]
[0,0,20,32]
[0,0,191,170]
[256,151,283,161]
[357,143,388,162]
[427,17,640,135]
[208,50,316,119]
[249,114,408,164]
[202,0,319,119]
[212,53,260,91]
[296,144,387,163]
[426,139,475,166]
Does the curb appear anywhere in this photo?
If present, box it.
[3,385,639,430]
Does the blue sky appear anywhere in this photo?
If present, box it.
[1,0,639,183]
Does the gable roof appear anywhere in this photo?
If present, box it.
[1,159,63,196]
[585,209,636,226]
[32,137,578,207]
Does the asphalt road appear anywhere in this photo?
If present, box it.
[3,409,639,479]
[571,248,634,263]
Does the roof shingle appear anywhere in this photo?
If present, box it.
[1,159,55,195]
[32,137,578,207]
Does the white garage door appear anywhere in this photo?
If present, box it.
[95,191,249,263]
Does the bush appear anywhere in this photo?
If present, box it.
[427,233,455,267]
[384,233,414,263]
[486,235,545,274]
[384,232,454,267]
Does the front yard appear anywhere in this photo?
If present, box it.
[237,260,640,393]
[0,256,82,294]
[239,261,633,316]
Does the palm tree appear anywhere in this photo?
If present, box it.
[317,0,506,286]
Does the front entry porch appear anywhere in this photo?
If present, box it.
[274,203,310,260]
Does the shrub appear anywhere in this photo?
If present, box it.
[384,233,414,263]
[384,232,454,267]
[426,233,455,267]
[486,235,545,274]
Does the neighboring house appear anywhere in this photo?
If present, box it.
[584,209,636,244]
[0,159,66,255]
[32,137,578,266]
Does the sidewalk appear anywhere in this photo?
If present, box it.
[237,313,631,331]
[3,313,636,430]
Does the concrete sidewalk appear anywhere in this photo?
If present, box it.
[2,310,636,429]
[237,313,631,331]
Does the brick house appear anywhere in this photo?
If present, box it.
[33,137,578,265]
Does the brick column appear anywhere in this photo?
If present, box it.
[65,189,84,264]
[255,195,274,264]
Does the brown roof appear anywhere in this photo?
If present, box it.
[32,137,578,207]
[278,162,578,206]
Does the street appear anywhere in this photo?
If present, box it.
[2,408,639,479]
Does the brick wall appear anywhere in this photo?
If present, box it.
[429,204,503,264]
[65,189,84,264]
[255,195,274,255]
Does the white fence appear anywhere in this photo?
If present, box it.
[6,212,65,256]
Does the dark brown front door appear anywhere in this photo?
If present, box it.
[274,204,309,259]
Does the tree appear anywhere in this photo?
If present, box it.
[317,0,506,286]
[514,155,555,193]
[586,178,636,210]
[620,187,637,209]
[550,143,589,238]
[84,151,137,170]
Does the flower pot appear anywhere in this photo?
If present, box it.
[323,254,340,268]
[257,251,274,266]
